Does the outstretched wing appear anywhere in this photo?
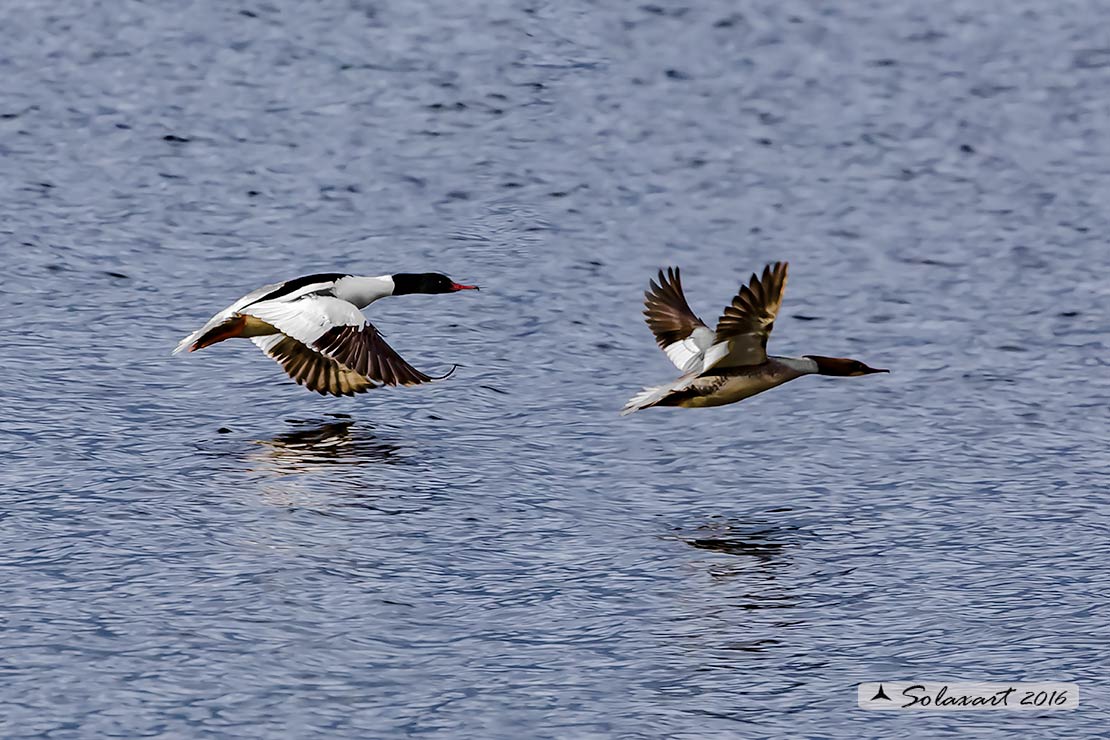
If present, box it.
[252,334,378,396]
[706,262,789,369]
[242,295,442,391]
[643,267,715,372]
[313,323,442,387]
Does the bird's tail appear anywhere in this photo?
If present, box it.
[620,386,666,416]
[173,331,202,355]
[620,372,698,416]
[172,316,244,355]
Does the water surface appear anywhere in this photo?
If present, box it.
[2,0,1109,737]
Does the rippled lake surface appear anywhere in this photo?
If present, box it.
[3,0,1110,737]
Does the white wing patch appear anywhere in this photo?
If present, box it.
[662,325,715,373]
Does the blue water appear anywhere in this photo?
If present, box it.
[3,0,1109,736]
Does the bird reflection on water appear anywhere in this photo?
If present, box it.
[243,416,421,515]
[252,415,404,473]
[667,517,806,659]
[677,517,796,565]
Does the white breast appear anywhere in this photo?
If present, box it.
[333,275,395,308]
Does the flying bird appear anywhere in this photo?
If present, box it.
[174,272,478,396]
[621,262,886,414]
